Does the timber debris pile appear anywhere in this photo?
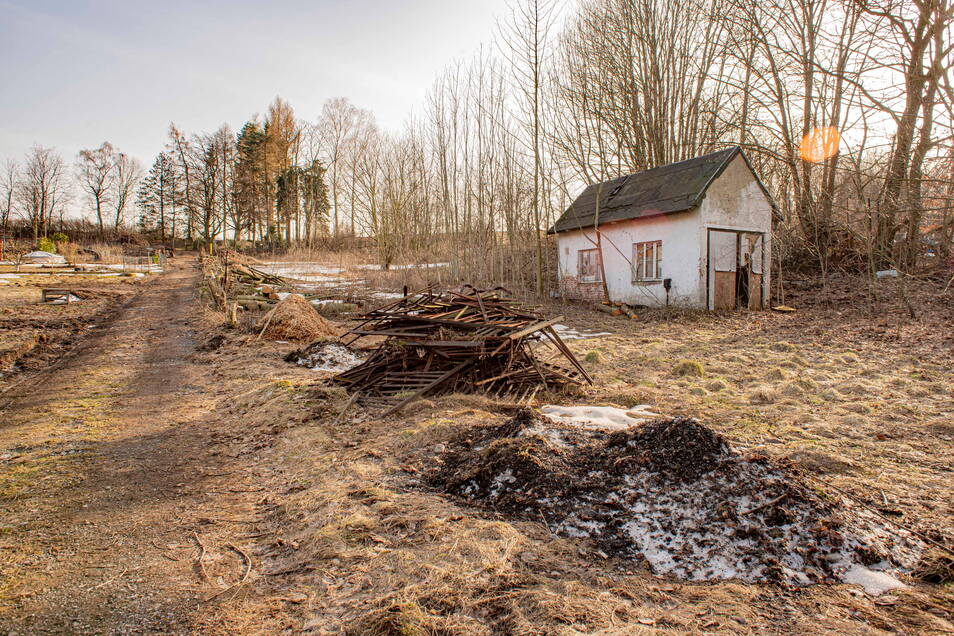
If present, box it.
[333,286,592,413]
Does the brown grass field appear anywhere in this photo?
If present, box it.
[0,257,951,634]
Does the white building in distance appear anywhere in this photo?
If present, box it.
[549,147,775,310]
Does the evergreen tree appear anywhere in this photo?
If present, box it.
[234,120,266,241]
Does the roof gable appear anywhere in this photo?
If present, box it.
[550,147,769,234]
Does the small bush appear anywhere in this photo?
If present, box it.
[51,232,69,244]
[36,237,55,253]
[672,360,705,377]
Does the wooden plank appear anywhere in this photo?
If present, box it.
[748,272,763,310]
[381,360,475,416]
[506,316,564,341]
[714,271,736,310]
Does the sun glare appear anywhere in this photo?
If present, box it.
[799,126,841,163]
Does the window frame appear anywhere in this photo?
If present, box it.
[632,240,663,282]
[577,248,601,283]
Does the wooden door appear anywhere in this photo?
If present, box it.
[748,272,763,310]
[709,230,738,310]
[714,271,737,309]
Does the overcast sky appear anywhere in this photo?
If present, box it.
[0,0,512,169]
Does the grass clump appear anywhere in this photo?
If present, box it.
[748,386,779,404]
[671,360,705,377]
[585,350,605,364]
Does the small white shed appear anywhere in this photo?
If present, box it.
[549,147,774,310]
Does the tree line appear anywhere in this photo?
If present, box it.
[4,0,952,293]
[1,142,141,248]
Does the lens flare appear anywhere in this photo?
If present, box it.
[799,127,841,163]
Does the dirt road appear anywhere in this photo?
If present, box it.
[0,262,264,634]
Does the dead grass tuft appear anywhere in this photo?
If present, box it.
[748,386,779,404]
[671,359,705,377]
[912,549,954,584]
[787,450,858,475]
[584,350,605,364]
[256,294,340,342]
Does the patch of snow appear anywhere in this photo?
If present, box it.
[540,404,663,430]
[551,324,613,341]
[489,469,517,498]
[49,294,82,305]
[291,343,364,373]
[841,564,907,596]
[257,262,344,276]
[22,251,66,264]
[355,262,448,271]
[371,291,406,300]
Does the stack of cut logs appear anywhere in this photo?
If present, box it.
[333,286,592,415]
[596,301,639,320]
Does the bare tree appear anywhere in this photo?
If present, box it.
[18,145,68,243]
[76,142,116,237]
[0,159,17,260]
[112,152,142,229]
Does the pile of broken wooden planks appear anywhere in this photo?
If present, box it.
[333,286,592,415]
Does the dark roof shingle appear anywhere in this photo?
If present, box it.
[549,147,752,234]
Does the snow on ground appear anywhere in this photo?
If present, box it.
[49,294,83,305]
[22,251,66,264]
[842,563,908,596]
[539,404,663,429]
[257,262,345,277]
[430,414,923,592]
[288,342,364,373]
[551,324,613,341]
[354,262,449,271]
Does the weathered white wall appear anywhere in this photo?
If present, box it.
[557,153,775,310]
[698,154,773,309]
[557,209,705,308]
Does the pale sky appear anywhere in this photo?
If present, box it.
[0,0,513,168]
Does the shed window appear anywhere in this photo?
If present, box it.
[578,249,601,282]
[633,241,662,281]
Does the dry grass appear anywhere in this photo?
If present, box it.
[186,270,954,634]
[256,294,340,342]
[86,243,125,264]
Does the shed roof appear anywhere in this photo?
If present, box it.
[549,146,769,234]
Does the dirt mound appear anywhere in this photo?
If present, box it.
[256,294,340,342]
[602,417,730,480]
[426,412,923,586]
